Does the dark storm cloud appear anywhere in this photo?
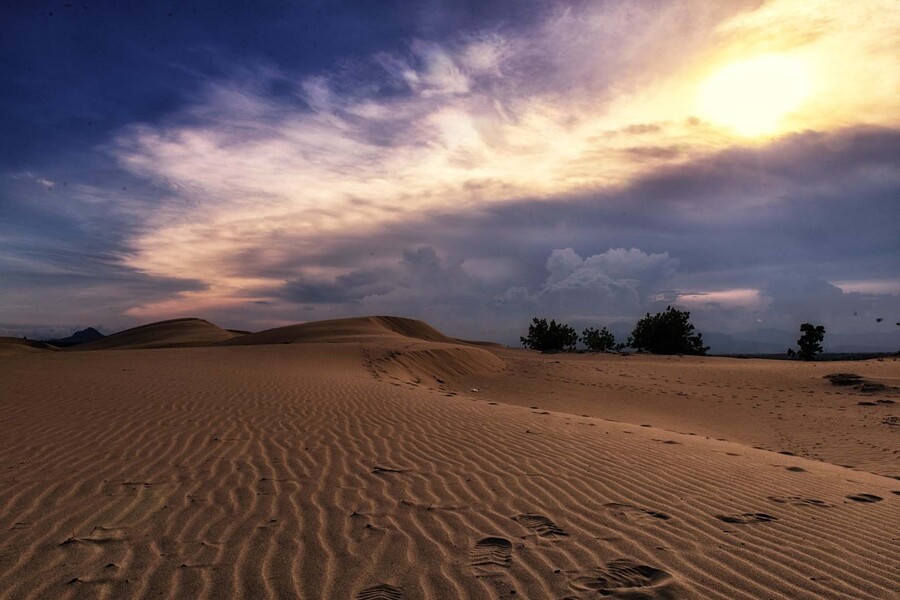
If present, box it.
[259,126,899,345]
[279,248,478,306]
[2,1,897,350]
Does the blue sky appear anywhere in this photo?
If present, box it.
[2,0,899,349]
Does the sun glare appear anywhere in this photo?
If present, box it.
[697,54,811,137]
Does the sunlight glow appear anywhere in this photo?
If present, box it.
[697,54,811,137]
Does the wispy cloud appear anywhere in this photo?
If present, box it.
[5,0,897,344]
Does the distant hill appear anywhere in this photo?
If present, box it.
[44,327,105,347]
[72,318,239,350]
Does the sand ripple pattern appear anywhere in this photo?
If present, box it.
[0,343,898,599]
[355,583,403,600]
[513,513,569,537]
[570,559,674,596]
[470,537,513,573]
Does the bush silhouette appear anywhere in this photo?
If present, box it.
[581,326,617,352]
[627,306,708,355]
[520,318,578,352]
[796,323,825,361]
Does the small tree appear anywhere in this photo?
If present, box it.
[520,317,578,352]
[628,306,708,355]
[582,326,617,352]
[796,323,825,361]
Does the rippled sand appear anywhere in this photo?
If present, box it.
[0,318,897,598]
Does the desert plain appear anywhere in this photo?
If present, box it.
[0,316,897,599]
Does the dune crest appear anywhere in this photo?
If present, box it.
[367,345,506,385]
[223,315,508,385]
[0,337,55,356]
[220,315,461,346]
[72,317,238,350]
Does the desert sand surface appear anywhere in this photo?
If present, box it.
[455,349,900,479]
[0,317,897,599]
[0,337,56,357]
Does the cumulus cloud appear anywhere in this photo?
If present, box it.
[106,0,803,305]
[496,247,678,318]
[760,275,900,328]
[4,0,899,346]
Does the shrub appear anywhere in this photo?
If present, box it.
[627,306,708,355]
[582,326,617,352]
[796,323,825,361]
[520,317,578,352]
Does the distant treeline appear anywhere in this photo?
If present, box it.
[521,306,708,356]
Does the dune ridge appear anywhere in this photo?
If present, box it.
[220,315,460,346]
[72,317,238,350]
[0,337,55,356]
[366,344,507,386]
[0,337,897,599]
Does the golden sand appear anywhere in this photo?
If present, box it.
[0,317,897,598]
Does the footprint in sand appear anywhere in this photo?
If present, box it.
[59,526,128,546]
[846,494,882,503]
[513,513,569,537]
[603,502,670,521]
[768,496,832,508]
[470,537,512,574]
[356,583,403,600]
[717,513,778,524]
[570,559,674,595]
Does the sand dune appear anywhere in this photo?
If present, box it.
[0,337,55,357]
[455,350,900,478]
[0,319,897,599]
[72,317,239,350]
[220,315,460,346]
[222,315,507,387]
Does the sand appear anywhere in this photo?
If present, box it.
[455,349,900,479]
[0,317,897,599]
[73,318,239,351]
[0,337,56,357]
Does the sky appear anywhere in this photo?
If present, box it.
[2,0,899,350]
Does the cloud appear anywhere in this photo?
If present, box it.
[282,270,392,304]
[496,247,678,319]
[281,246,478,307]
[3,0,899,346]
[7,171,54,187]
[759,275,900,329]
[105,1,776,307]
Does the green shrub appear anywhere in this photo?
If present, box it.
[796,323,825,361]
[520,317,578,352]
[628,306,708,355]
[581,326,617,352]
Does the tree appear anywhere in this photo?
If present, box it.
[520,317,578,352]
[627,306,708,355]
[582,326,617,352]
[796,323,825,361]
